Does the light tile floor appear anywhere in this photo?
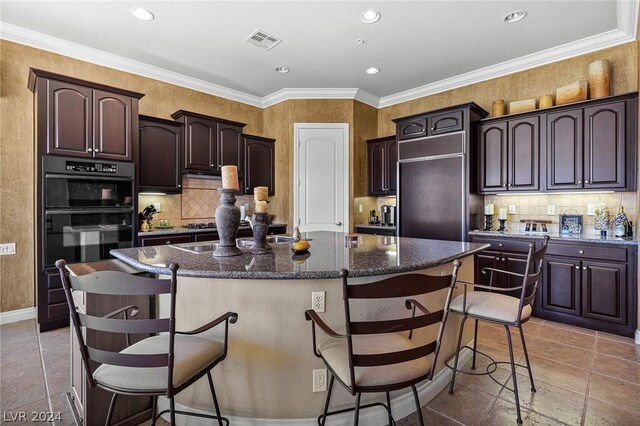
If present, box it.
[1,318,638,425]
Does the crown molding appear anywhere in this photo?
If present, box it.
[2,0,638,111]
[378,28,635,108]
[0,22,265,108]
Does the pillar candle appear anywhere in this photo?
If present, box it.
[255,200,268,213]
[254,186,269,201]
[485,204,494,215]
[221,165,239,190]
[498,208,507,220]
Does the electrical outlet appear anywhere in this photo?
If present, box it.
[358,204,363,213]
[587,204,596,216]
[0,243,16,255]
[154,202,162,212]
[313,368,327,392]
[547,205,556,215]
[509,205,516,214]
[312,291,325,313]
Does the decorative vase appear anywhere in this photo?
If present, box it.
[250,212,271,255]
[213,188,242,257]
[589,60,611,99]
[593,202,609,237]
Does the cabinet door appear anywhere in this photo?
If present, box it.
[397,117,427,140]
[503,252,530,297]
[386,139,398,195]
[139,119,182,192]
[546,109,583,190]
[93,90,132,161]
[478,122,508,192]
[508,116,539,191]
[217,123,243,173]
[367,141,386,195]
[184,117,216,171]
[542,256,581,316]
[47,80,93,157]
[584,102,626,189]
[582,260,627,324]
[474,250,501,289]
[244,137,275,195]
[429,110,463,135]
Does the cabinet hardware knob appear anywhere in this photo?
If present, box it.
[87,148,93,152]
[94,149,100,153]
[578,180,582,184]
[431,127,436,132]
[178,184,181,188]
[579,250,584,254]
[499,243,503,247]
[502,258,506,262]
[575,266,580,269]
[166,241,171,244]
[335,222,343,226]
[585,180,590,184]
[502,183,507,187]
[583,266,587,270]
[495,257,500,260]
[508,183,512,187]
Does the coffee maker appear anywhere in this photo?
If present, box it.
[381,205,396,226]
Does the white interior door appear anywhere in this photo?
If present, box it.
[294,123,349,233]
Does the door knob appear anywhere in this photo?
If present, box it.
[335,222,343,226]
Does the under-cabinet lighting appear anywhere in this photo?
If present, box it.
[139,192,167,196]
[494,191,615,196]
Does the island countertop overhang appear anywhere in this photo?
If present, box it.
[110,231,489,279]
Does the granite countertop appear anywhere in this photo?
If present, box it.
[469,230,640,246]
[111,231,488,279]
[139,223,287,236]
[355,224,397,230]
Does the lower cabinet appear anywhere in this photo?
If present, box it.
[471,235,636,337]
[137,226,287,246]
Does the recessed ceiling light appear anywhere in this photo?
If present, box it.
[366,67,380,75]
[275,66,290,73]
[360,10,381,24]
[355,38,366,45]
[130,7,155,21]
[504,10,527,23]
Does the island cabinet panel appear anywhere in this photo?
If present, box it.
[508,116,539,191]
[584,102,626,189]
[93,90,132,161]
[546,109,583,190]
[217,123,243,173]
[470,235,637,337]
[243,134,276,195]
[184,116,216,172]
[138,116,183,193]
[29,69,143,161]
[367,136,397,196]
[478,122,508,192]
[47,80,93,157]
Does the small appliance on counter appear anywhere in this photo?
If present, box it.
[369,210,379,224]
[381,205,396,226]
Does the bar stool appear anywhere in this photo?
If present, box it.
[446,236,549,424]
[305,261,461,425]
[56,260,238,426]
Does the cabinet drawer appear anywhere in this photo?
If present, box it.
[471,237,535,253]
[546,243,627,262]
[48,288,66,305]
[48,302,69,320]
[397,117,427,140]
[139,234,192,247]
[430,110,463,135]
[47,272,63,289]
[194,232,219,242]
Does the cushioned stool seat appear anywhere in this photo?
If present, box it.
[449,292,532,324]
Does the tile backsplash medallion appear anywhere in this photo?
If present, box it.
[138,177,256,228]
[484,192,638,235]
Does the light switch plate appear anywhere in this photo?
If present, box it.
[547,205,556,215]
[154,202,162,212]
[508,205,516,214]
[0,243,16,255]
[587,204,596,216]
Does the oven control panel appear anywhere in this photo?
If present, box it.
[65,161,118,174]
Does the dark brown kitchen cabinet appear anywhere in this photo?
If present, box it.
[397,117,427,140]
[547,100,631,191]
[430,109,464,135]
[29,69,143,161]
[474,248,528,297]
[395,107,468,140]
[471,235,637,337]
[243,134,275,195]
[138,116,183,193]
[137,233,192,247]
[367,136,397,196]
[478,116,539,193]
[172,110,246,175]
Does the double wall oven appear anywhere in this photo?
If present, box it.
[38,156,135,331]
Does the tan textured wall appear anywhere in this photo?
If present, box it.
[0,40,263,312]
[378,41,639,135]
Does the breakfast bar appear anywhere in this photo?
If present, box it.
[108,231,488,423]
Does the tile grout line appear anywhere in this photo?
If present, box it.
[580,370,594,426]
[36,326,55,426]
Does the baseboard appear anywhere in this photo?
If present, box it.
[0,307,36,325]
[157,347,473,426]
[635,329,640,345]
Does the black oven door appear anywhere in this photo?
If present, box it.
[45,174,134,209]
[44,209,134,268]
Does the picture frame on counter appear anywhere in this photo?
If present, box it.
[560,214,583,234]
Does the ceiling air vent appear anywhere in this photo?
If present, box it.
[244,30,282,51]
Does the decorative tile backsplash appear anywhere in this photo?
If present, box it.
[484,192,638,234]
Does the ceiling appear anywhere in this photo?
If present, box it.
[1,1,638,108]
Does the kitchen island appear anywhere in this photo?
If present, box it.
[110,231,488,424]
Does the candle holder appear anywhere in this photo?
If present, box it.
[213,188,242,257]
[483,214,494,231]
[498,219,507,232]
[250,212,271,255]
